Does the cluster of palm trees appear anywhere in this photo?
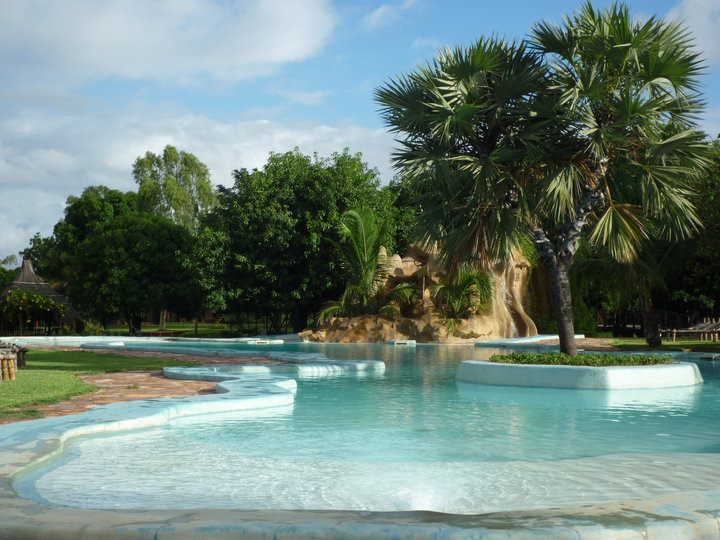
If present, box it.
[375,2,710,354]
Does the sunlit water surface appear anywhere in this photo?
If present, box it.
[15,343,720,513]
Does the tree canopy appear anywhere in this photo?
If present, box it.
[202,148,399,331]
[133,145,215,231]
[23,186,199,332]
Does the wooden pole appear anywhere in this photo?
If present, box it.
[1,356,15,381]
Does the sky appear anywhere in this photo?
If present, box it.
[1,0,719,257]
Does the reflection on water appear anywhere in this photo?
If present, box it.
[14,342,720,513]
[457,380,702,411]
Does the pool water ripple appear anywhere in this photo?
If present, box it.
[13,343,720,514]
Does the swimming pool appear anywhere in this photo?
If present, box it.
[10,341,720,517]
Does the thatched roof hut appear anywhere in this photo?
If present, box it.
[0,259,81,328]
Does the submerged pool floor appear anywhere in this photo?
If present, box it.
[13,343,720,515]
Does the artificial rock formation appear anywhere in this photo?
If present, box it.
[301,246,538,344]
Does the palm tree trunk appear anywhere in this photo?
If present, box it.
[534,178,607,356]
[640,288,661,347]
[549,261,577,355]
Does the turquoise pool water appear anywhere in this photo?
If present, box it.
[14,343,720,514]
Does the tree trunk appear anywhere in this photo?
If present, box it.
[640,289,661,347]
[128,314,143,335]
[548,261,577,356]
[268,310,282,334]
[194,317,199,337]
[293,304,309,333]
[159,308,167,331]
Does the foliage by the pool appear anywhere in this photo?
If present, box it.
[489,352,672,367]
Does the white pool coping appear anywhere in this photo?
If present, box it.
[475,334,586,347]
[457,359,704,389]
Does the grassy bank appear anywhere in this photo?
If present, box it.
[489,352,672,367]
[611,338,720,352]
[106,319,293,338]
[0,350,200,421]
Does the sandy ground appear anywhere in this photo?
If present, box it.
[536,337,620,350]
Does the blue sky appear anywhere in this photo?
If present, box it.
[0,0,718,257]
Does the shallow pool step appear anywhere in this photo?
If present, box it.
[386,340,416,347]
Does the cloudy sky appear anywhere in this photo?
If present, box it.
[1,0,718,257]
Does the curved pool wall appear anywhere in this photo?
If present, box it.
[2,338,720,538]
[457,359,704,389]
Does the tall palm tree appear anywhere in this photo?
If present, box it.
[376,3,710,354]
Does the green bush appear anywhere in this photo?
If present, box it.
[573,297,599,337]
[488,352,671,367]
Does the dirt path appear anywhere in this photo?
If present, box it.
[535,337,620,350]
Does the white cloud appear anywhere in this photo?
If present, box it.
[0,108,396,257]
[0,0,336,86]
[668,0,720,64]
[275,89,332,106]
[412,37,442,50]
[361,0,417,31]
[362,4,397,30]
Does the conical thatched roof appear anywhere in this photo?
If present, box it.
[0,260,80,323]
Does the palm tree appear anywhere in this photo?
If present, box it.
[376,3,709,354]
[432,268,493,334]
[317,208,387,323]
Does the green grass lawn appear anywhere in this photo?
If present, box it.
[611,337,720,352]
[0,350,201,422]
[106,321,245,338]
[490,351,672,367]
[106,318,294,337]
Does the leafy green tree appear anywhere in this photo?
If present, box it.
[205,149,396,332]
[385,175,420,256]
[0,255,19,290]
[0,255,17,269]
[666,137,720,317]
[133,145,215,231]
[376,3,709,354]
[133,145,215,329]
[572,241,670,344]
[1,289,66,334]
[23,186,138,280]
[23,186,199,333]
[182,226,232,317]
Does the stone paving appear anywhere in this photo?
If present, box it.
[1,349,281,424]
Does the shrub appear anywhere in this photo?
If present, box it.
[488,352,671,367]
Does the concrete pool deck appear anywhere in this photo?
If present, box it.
[3,337,720,538]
